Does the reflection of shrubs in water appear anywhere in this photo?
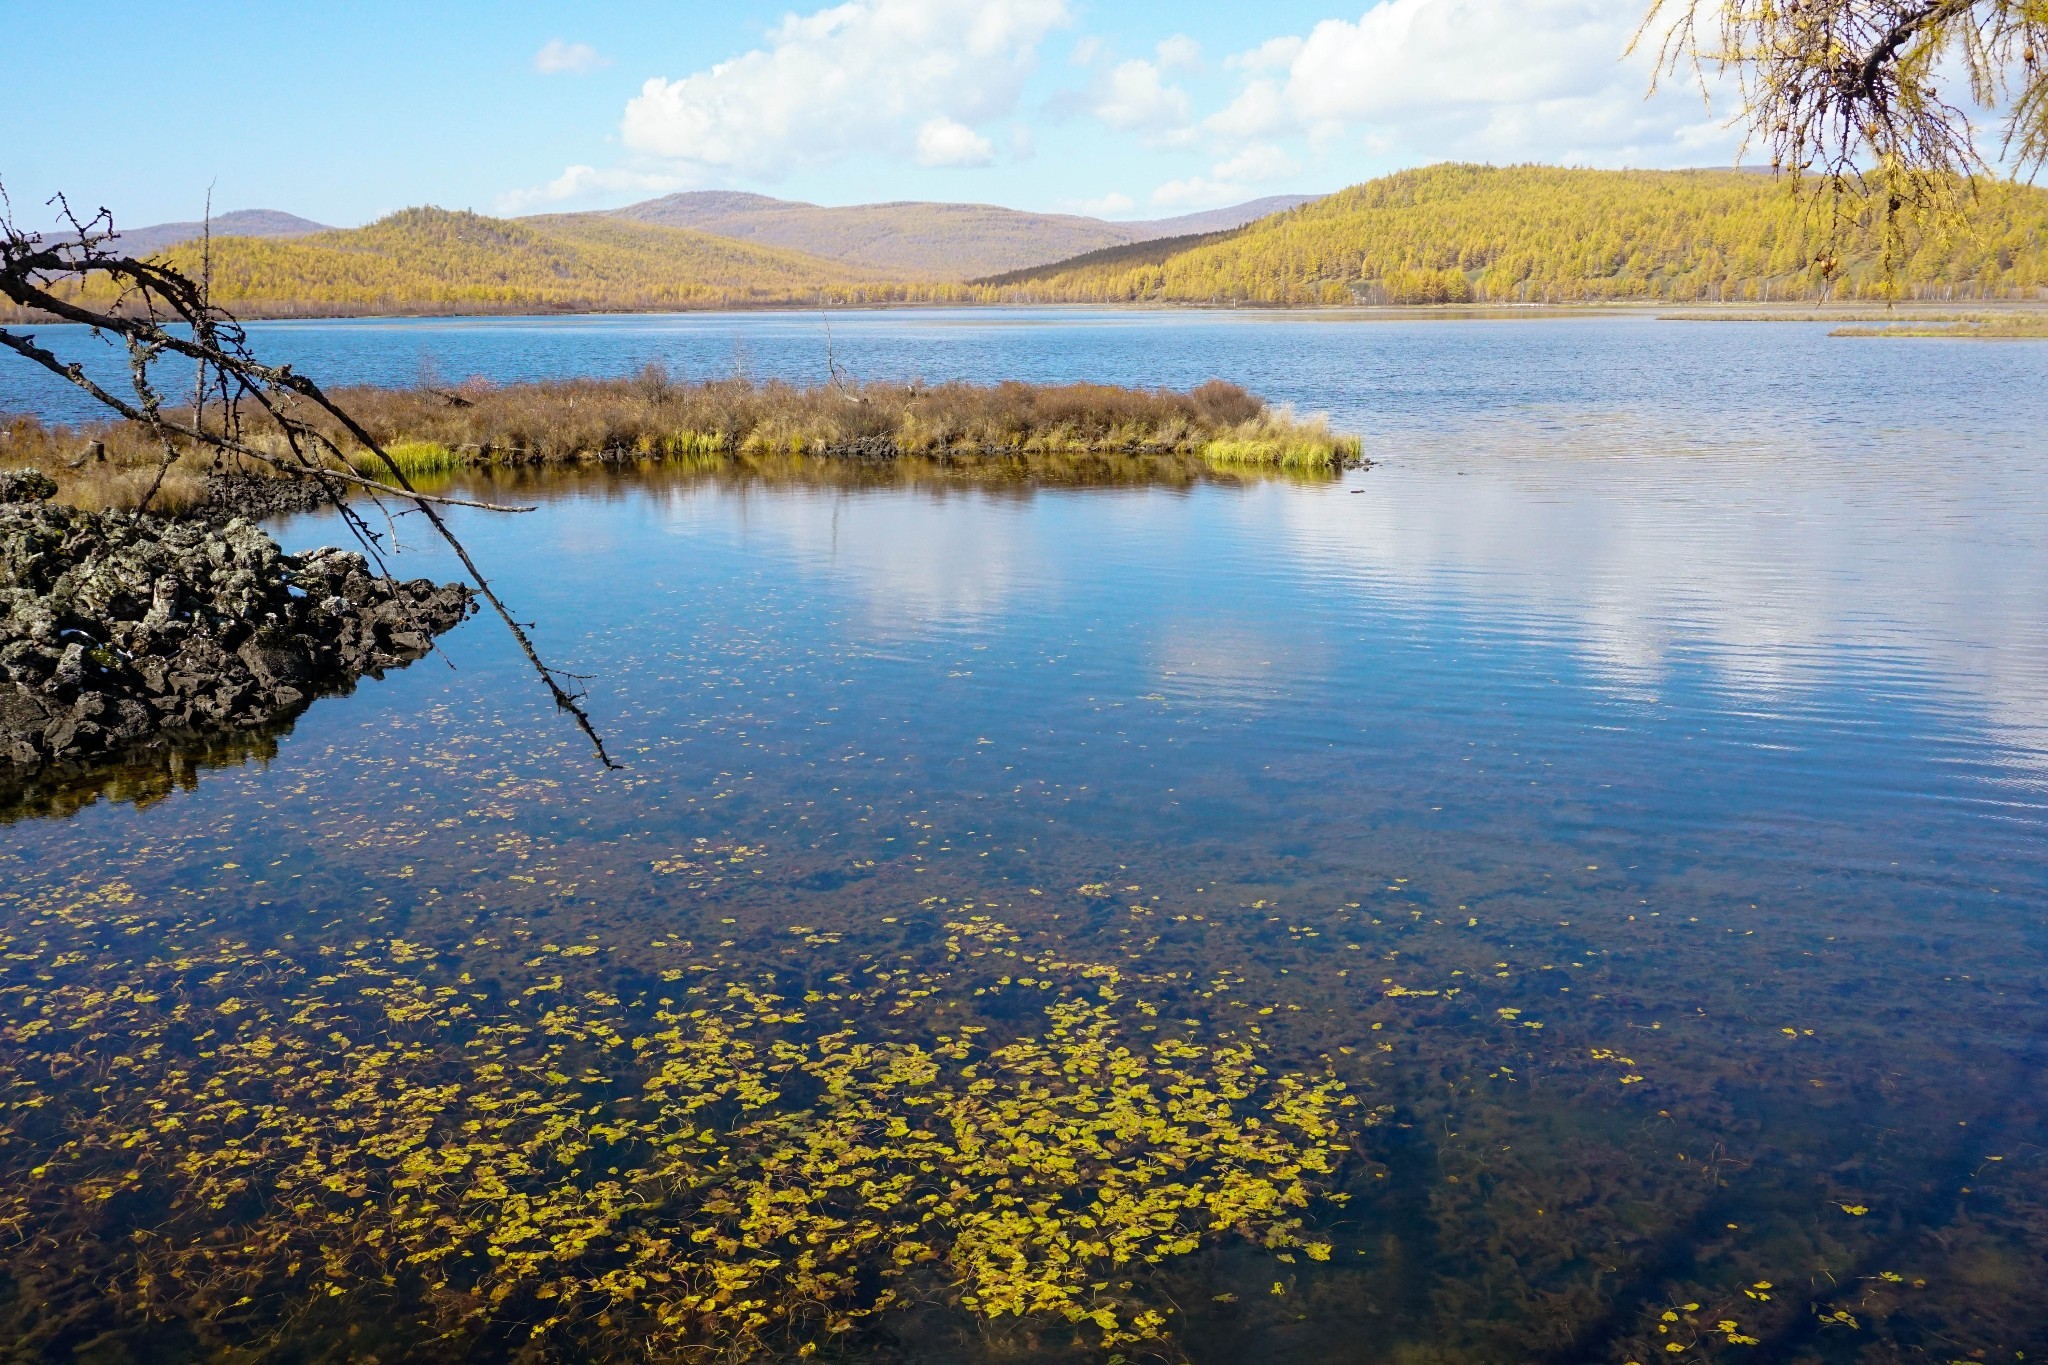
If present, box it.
[475,445,1347,510]
[0,894,1355,1359]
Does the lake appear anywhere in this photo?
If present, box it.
[3,311,2046,1362]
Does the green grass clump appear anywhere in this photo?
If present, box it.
[1202,436,1360,470]
[1201,412,1361,470]
[347,438,466,479]
[653,430,728,456]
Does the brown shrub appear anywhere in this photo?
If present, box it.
[1,376,1354,510]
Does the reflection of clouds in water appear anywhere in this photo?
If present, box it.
[1276,416,2048,772]
[647,484,1051,631]
[1152,621,1299,709]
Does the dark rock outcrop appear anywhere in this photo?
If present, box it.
[1,467,472,774]
[200,472,334,522]
[823,436,904,461]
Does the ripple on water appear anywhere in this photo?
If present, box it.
[1,315,2046,1360]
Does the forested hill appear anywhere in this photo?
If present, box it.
[60,208,965,317]
[986,164,2048,305]
[23,167,2047,320]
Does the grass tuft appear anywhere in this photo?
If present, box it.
[347,439,466,479]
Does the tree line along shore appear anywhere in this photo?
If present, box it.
[8,165,2046,324]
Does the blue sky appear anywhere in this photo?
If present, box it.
[3,0,1741,230]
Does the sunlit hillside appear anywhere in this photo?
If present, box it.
[988,164,2048,305]
[70,208,965,316]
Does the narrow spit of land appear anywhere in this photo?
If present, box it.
[1656,305,2048,333]
[0,374,1362,514]
[1828,313,2048,338]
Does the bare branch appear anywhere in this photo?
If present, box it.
[0,182,618,769]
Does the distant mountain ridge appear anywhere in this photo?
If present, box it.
[64,195,1324,282]
[40,206,961,318]
[594,192,1320,279]
[95,210,332,259]
[1134,197,1320,237]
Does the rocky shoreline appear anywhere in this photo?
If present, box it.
[199,471,335,522]
[1,467,472,779]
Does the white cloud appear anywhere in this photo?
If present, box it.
[1227,36,1304,71]
[534,39,610,76]
[619,0,1069,175]
[917,117,996,167]
[1212,142,1300,183]
[495,165,688,214]
[1206,82,1291,141]
[1154,34,1201,70]
[1070,191,1136,215]
[1208,0,1740,168]
[1150,176,1251,208]
[1091,58,1190,131]
[1069,34,1104,65]
[1284,0,1616,123]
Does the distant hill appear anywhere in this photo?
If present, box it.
[976,230,1239,288]
[989,164,2048,305]
[1131,196,1320,238]
[50,207,956,317]
[597,192,1322,278]
[100,210,331,259]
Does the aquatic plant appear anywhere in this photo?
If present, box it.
[1202,432,1364,471]
[0,887,1354,1359]
[346,436,466,479]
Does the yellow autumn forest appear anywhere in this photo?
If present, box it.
[989,164,2048,306]
[20,164,2048,318]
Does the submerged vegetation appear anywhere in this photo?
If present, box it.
[0,883,1354,1359]
[1,375,1360,511]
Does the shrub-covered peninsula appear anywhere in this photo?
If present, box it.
[1,375,1362,515]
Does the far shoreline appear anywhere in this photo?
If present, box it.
[8,298,2048,329]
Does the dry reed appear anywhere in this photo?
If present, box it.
[1,374,1360,512]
